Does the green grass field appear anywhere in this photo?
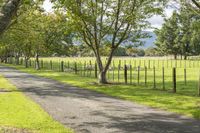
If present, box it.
[0,75,73,133]
[2,57,200,119]
[12,57,200,96]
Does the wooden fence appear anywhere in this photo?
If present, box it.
[3,57,200,96]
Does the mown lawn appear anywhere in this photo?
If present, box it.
[3,63,200,120]
[0,75,73,133]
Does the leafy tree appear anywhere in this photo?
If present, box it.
[43,12,75,57]
[113,47,127,56]
[178,8,194,59]
[53,0,165,83]
[145,47,159,56]
[155,11,180,59]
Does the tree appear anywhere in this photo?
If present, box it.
[178,8,195,59]
[145,47,159,56]
[177,0,200,14]
[53,0,165,83]
[0,0,21,35]
[155,11,181,59]
[43,12,75,57]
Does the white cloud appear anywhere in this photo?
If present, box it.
[42,0,53,12]
[147,8,175,31]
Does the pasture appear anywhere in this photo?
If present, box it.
[8,57,200,96]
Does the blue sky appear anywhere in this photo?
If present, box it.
[42,0,174,30]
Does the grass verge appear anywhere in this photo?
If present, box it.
[2,64,200,119]
[0,75,73,133]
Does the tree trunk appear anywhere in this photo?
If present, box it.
[0,0,21,35]
[184,55,187,60]
[98,71,108,84]
[15,55,19,65]
[4,55,8,63]
[96,49,115,84]
[35,53,40,70]
[174,54,177,60]
[24,57,29,68]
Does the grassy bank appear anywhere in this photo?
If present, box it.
[2,63,200,119]
[0,75,73,133]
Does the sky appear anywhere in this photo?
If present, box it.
[42,0,175,31]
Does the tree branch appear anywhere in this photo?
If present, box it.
[191,0,200,9]
[0,0,21,35]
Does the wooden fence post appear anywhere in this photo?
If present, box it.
[95,62,98,78]
[84,61,86,76]
[61,61,64,72]
[112,61,115,81]
[137,66,140,85]
[89,60,92,76]
[124,65,128,84]
[130,65,132,84]
[198,72,200,96]
[173,67,176,93]
[162,67,165,90]
[145,66,147,86]
[80,62,82,76]
[153,66,156,89]
[118,60,121,82]
[184,68,187,85]
[75,62,77,74]
[50,60,53,70]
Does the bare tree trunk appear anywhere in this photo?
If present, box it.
[35,53,40,70]
[96,49,115,84]
[174,54,177,60]
[184,55,187,60]
[24,57,29,68]
[0,0,21,35]
[15,54,20,65]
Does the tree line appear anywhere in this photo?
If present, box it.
[0,0,200,83]
[155,8,200,59]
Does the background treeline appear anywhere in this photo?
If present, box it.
[155,8,200,60]
[0,4,157,65]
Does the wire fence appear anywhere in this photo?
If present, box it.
[4,57,200,96]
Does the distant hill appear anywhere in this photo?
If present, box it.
[139,31,157,49]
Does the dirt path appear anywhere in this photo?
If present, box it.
[0,65,200,133]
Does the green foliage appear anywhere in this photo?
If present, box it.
[145,47,160,56]
[155,9,200,59]
[155,11,180,58]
